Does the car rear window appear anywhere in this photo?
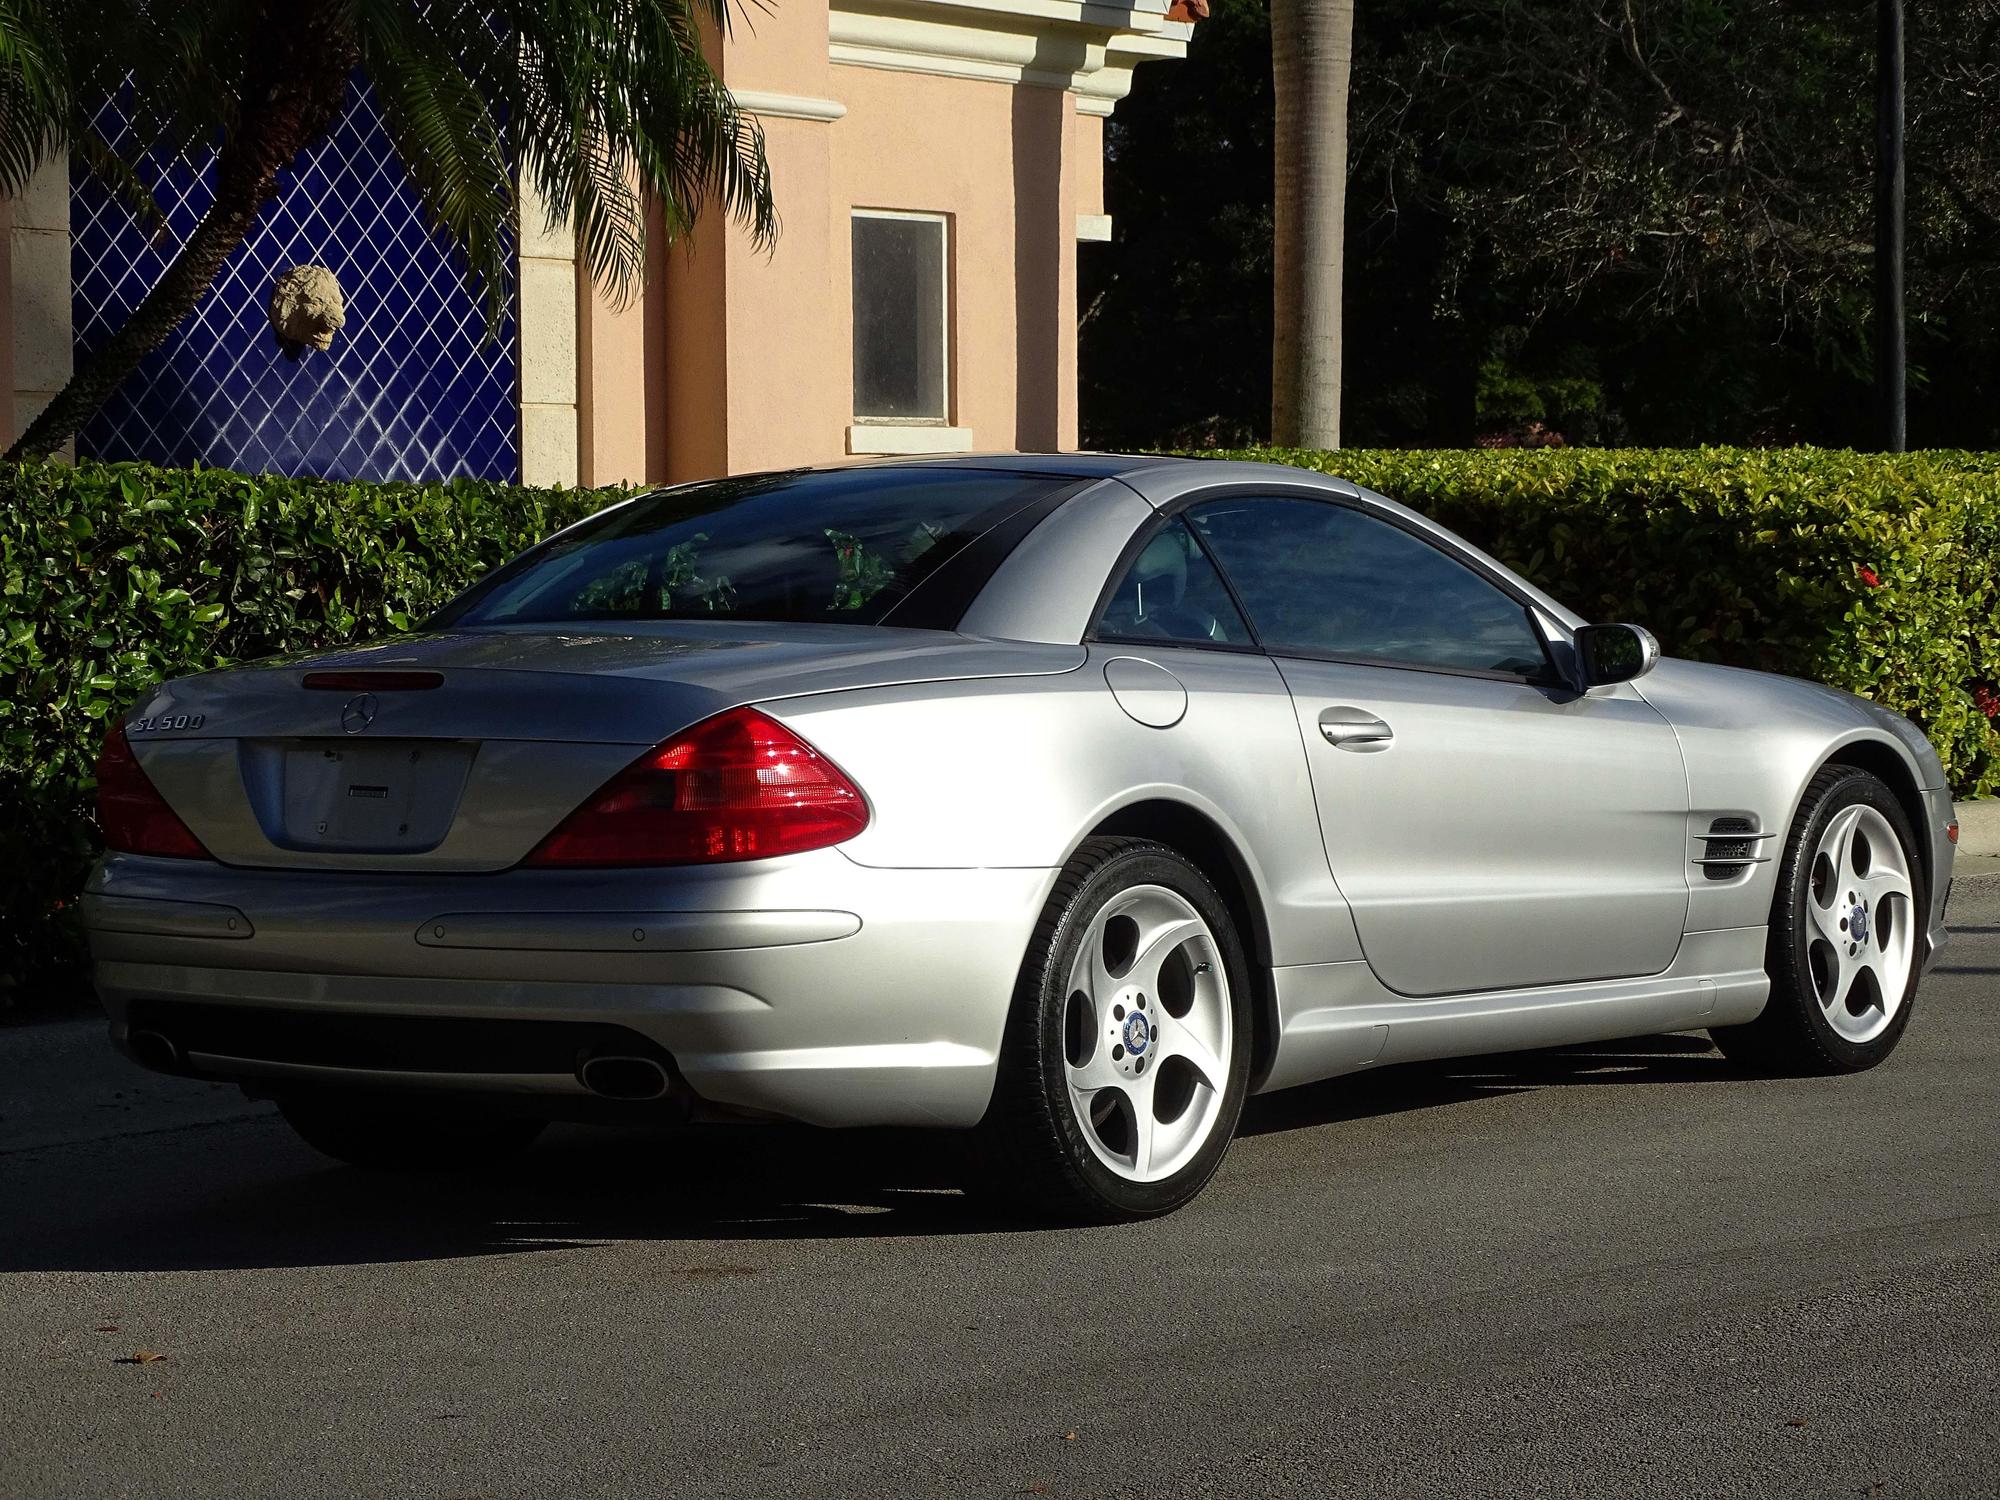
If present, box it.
[442,468,1075,628]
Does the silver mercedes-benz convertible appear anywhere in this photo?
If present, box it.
[86,455,1958,1218]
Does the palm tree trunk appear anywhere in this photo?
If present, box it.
[6,168,274,463]
[1271,0,1356,450]
[4,2,357,464]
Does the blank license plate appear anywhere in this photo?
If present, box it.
[279,741,475,852]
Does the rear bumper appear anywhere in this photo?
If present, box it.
[84,849,1055,1128]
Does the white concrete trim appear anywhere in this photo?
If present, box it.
[829,24,1092,93]
[516,169,579,486]
[11,157,73,459]
[731,88,849,123]
[827,0,1189,116]
[873,0,1177,32]
[847,423,975,455]
[1076,29,1191,113]
[1076,213,1113,242]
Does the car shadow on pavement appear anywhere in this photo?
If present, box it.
[1,1031,1737,1274]
[1239,1030,1738,1137]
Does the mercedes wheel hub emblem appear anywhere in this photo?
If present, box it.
[340,693,379,734]
[1850,903,1870,944]
[1122,1011,1151,1056]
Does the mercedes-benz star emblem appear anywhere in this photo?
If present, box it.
[340,693,379,734]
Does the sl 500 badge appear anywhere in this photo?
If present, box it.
[129,713,205,733]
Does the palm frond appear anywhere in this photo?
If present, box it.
[428,0,777,311]
[354,0,515,329]
[0,0,257,215]
[0,0,75,194]
[73,123,165,236]
[4,0,776,334]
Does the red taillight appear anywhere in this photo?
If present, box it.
[1946,820,1959,846]
[95,722,211,860]
[524,707,870,867]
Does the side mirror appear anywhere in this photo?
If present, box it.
[1572,623,1660,689]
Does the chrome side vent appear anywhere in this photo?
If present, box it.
[1693,815,1774,881]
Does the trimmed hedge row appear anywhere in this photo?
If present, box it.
[3,449,1996,1008]
[1218,446,2000,799]
[0,461,612,1007]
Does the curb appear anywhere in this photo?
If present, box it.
[1950,854,2000,886]
[1955,799,2000,859]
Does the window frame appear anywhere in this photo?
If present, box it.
[1085,485,1564,685]
[1088,514,1263,655]
[850,207,952,426]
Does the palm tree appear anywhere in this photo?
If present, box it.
[1270,0,1354,449]
[0,0,774,463]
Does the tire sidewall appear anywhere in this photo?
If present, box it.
[1032,845,1253,1217]
[1770,771,1927,1070]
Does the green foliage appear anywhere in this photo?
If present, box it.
[0,0,774,353]
[7,452,1995,1011]
[572,534,736,614]
[1472,330,1610,446]
[1084,1,2000,450]
[826,528,894,611]
[1207,446,2000,798]
[0,460,611,1010]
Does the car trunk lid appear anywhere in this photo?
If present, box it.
[122,624,1081,872]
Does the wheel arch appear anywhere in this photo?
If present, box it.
[1084,798,1279,1090]
[1820,735,1935,899]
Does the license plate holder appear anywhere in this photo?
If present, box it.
[278,740,475,852]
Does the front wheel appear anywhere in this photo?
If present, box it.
[974,837,1253,1221]
[1712,766,1927,1074]
[278,1091,547,1170]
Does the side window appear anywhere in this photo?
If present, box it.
[1188,497,1550,676]
[1095,519,1251,647]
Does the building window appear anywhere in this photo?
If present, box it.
[852,210,949,423]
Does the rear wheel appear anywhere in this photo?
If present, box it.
[1712,767,1926,1074]
[975,837,1252,1221]
[277,1092,547,1170]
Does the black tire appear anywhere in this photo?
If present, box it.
[1711,766,1927,1074]
[278,1091,547,1170]
[973,836,1254,1222]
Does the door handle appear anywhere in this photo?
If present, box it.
[1318,709,1394,750]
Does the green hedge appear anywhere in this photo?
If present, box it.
[0,461,612,1009]
[1211,446,2000,799]
[4,449,1997,1010]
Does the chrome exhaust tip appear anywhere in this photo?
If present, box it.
[577,1054,671,1102]
[128,1028,184,1073]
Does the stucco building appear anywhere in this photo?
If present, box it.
[0,0,1191,486]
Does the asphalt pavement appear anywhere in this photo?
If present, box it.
[3,880,1996,1499]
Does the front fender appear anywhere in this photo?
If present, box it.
[1636,659,1952,940]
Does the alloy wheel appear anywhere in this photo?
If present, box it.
[1060,884,1234,1183]
[1802,803,1917,1045]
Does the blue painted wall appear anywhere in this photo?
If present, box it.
[71,79,520,482]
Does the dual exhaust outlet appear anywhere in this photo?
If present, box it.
[575,1052,672,1101]
[129,1028,184,1074]
[127,1027,672,1104]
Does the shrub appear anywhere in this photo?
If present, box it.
[0,460,611,1010]
[1206,446,2000,800]
[5,449,1996,1011]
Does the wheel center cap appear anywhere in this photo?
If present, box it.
[1850,903,1870,943]
[1122,1011,1151,1056]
